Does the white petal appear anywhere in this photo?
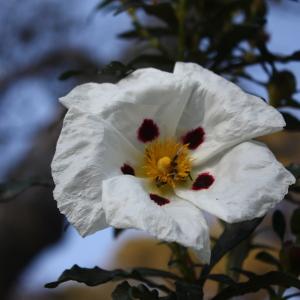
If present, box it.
[99,68,197,149]
[102,175,211,263]
[52,108,140,236]
[59,82,120,114]
[174,62,285,164]
[175,141,295,223]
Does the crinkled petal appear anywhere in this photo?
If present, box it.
[99,68,197,149]
[59,68,197,151]
[52,108,140,236]
[102,175,211,263]
[174,62,285,164]
[175,141,295,223]
[59,82,120,114]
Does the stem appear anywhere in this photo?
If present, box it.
[177,0,187,61]
[168,243,196,283]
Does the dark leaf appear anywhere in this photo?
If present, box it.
[45,265,125,288]
[129,54,173,70]
[272,210,286,242]
[281,112,300,131]
[45,265,176,290]
[212,271,300,300]
[112,281,132,300]
[291,208,300,236]
[206,274,237,287]
[112,281,160,300]
[175,281,203,300]
[133,268,180,280]
[131,284,160,300]
[98,61,134,79]
[59,69,84,80]
[201,217,264,276]
[119,27,174,39]
[256,251,281,269]
[113,228,125,238]
[142,3,178,29]
[230,268,256,279]
[95,0,115,10]
[287,164,300,179]
[114,0,144,15]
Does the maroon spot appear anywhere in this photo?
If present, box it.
[192,172,214,191]
[137,119,159,143]
[149,193,170,206]
[182,127,205,150]
[121,163,135,176]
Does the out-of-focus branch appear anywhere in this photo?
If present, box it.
[0,49,100,92]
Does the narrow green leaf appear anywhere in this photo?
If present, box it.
[112,281,132,300]
[175,281,203,300]
[287,164,300,179]
[206,274,237,286]
[256,251,281,269]
[201,217,264,276]
[291,208,300,236]
[98,61,134,79]
[272,210,286,242]
[281,112,300,131]
[59,70,84,81]
[45,265,125,288]
[142,3,178,28]
[212,271,300,300]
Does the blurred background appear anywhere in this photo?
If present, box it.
[0,0,299,299]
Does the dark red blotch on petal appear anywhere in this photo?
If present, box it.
[149,193,170,206]
[192,172,214,191]
[137,119,159,143]
[121,163,135,176]
[182,127,205,150]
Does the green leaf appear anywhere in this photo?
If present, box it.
[95,0,117,11]
[118,27,174,39]
[272,210,286,242]
[281,112,300,131]
[45,265,125,288]
[112,281,132,300]
[142,3,178,29]
[212,271,300,300]
[58,69,84,81]
[268,71,297,107]
[256,251,281,269]
[45,265,177,290]
[206,274,237,287]
[291,208,300,236]
[201,217,264,276]
[175,281,203,300]
[129,54,173,70]
[113,228,125,238]
[112,281,160,300]
[98,61,134,79]
[287,164,300,179]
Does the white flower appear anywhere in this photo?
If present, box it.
[51,62,295,263]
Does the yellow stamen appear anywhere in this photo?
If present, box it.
[143,138,192,188]
[157,156,171,172]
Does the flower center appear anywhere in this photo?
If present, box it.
[143,139,192,188]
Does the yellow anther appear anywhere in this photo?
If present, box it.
[157,156,171,172]
[143,138,192,188]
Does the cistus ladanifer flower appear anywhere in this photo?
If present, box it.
[51,62,295,263]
